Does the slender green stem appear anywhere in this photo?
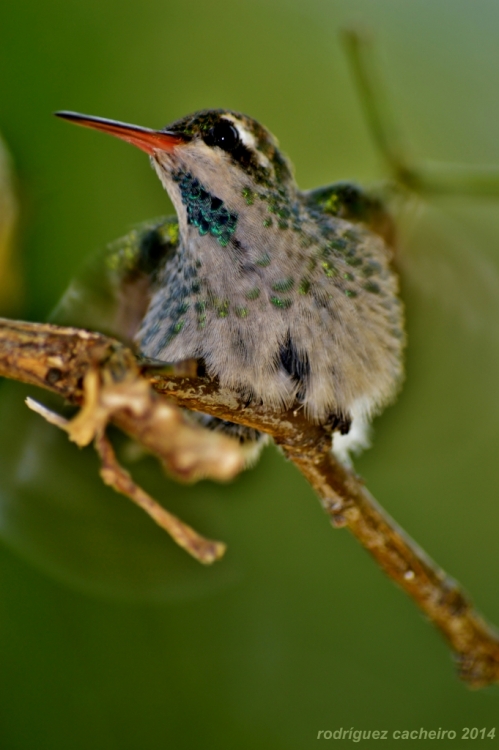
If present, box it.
[343,28,499,198]
[342,28,413,182]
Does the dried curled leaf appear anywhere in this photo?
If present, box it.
[25,354,245,562]
[26,348,246,483]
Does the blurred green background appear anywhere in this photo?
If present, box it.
[2,0,499,747]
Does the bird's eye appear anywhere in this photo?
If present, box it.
[204,120,240,152]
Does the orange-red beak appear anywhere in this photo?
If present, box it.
[55,111,186,155]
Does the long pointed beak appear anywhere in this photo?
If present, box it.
[55,111,186,155]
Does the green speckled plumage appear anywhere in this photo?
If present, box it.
[58,108,405,457]
[136,110,405,452]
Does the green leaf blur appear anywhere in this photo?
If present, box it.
[1,1,499,747]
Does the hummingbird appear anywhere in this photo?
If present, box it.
[55,109,405,461]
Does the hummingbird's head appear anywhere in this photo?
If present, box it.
[156,109,294,191]
[55,109,296,238]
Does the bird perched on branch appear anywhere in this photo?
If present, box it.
[56,108,404,461]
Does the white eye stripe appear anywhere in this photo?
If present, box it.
[223,114,271,169]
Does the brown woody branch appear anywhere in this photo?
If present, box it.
[0,318,242,562]
[1,316,499,688]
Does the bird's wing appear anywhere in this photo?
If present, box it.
[303,181,395,247]
[50,216,180,344]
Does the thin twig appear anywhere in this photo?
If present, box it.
[343,27,499,197]
[94,432,226,564]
